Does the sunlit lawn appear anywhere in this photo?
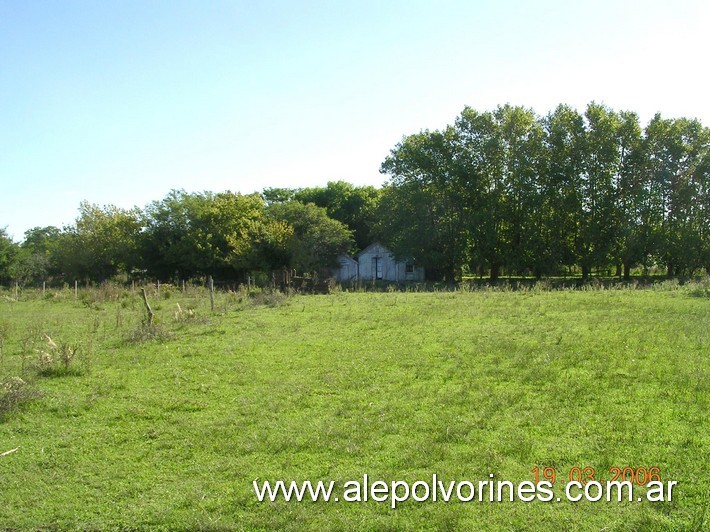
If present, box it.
[0,283,707,529]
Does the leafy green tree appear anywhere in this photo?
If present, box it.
[645,115,709,275]
[376,180,443,278]
[379,126,469,281]
[453,107,500,279]
[0,228,19,285]
[141,190,205,280]
[21,226,61,256]
[612,111,648,279]
[266,201,354,272]
[56,203,143,282]
[697,128,710,274]
[11,226,63,284]
[576,103,622,279]
[492,105,546,276]
[382,105,554,281]
[234,218,294,274]
[51,228,91,282]
[262,187,298,205]
[196,191,270,279]
[452,105,547,280]
[294,181,381,251]
[142,190,270,281]
[8,251,50,286]
[539,105,587,275]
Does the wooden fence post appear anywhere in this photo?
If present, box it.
[209,276,215,312]
[140,288,154,327]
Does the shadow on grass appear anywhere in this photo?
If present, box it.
[36,366,85,378]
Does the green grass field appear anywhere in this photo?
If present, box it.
[0,282,708,530]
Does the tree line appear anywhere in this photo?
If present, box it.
[380,102,709,281]
[1,102,708,287]
[0,183,377,287]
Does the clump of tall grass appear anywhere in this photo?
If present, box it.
[97,282,131,302]
[531,279,553,292]
[652,278,681,291]
[249,289,288,308]
[327,279,342,294]
[33,334,89,377]
[78,290,104,310]
[125,322,173,344]
[686,276,710,298]
[0,376,40,419]
[0,320,9,369]
[173,303,197,322]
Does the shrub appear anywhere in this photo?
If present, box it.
[249,289,288,308]
[125,322,173,344]
[173,303,196,322]
[687,276,710,298]
[160,284,174,299]
[0,377,40,419]
[34,335,85,377]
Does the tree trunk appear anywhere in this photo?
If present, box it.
[615,264,622,278]
[490,263,501,282]
[581,264,590,281]
[667,263,674,277]
[444,263,457,284]
[623,262,631,280]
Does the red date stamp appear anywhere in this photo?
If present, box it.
[532,466,663,485]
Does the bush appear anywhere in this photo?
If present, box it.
[249,289,288,307]
[125,322,173,344]
[34,335,86,377]
[173,303,197,322]
[687,276,710,298]
[0,377,40,419]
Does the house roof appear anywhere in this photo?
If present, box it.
[355,241,391,258]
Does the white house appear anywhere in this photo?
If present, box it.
[332,254,358,282]
[333,242,425,282]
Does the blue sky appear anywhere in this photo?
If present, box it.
[1,0,708,241]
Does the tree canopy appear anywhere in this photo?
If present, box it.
[2,102,708,286]
[378,103,709,281]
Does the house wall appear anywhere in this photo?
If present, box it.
[333,255,358,282]
[331,243,425,283]
[357,243,424,282]
[394,260,425,282]
[358,243,396,281]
